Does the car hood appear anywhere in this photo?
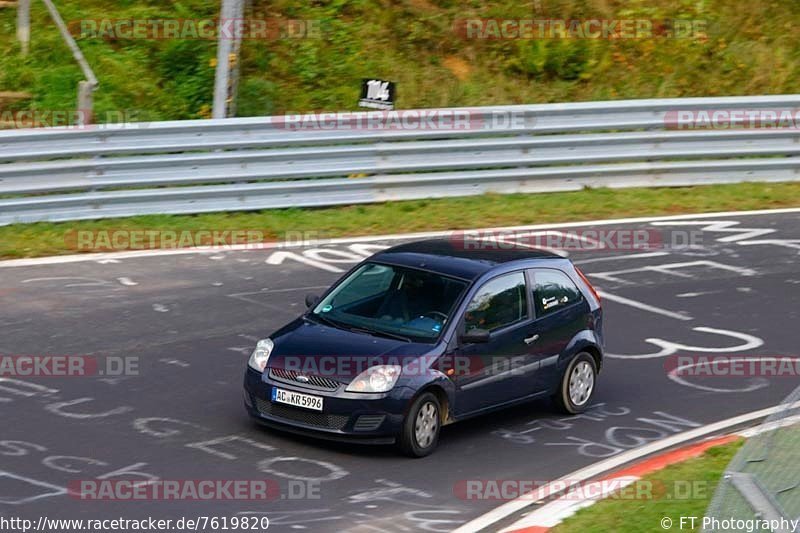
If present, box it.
[265,318,437,381]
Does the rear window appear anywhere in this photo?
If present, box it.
[532,269,583,317]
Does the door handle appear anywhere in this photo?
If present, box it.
[524,334,539,345]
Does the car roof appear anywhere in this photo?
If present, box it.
[370,238,562,281]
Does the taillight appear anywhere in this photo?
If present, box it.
[575,267,601,303]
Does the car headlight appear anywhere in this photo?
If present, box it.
[248,339,273,372]
[346,365,402,393]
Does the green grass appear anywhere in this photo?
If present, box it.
[1,181,798,259]
[2,1,800,120]
[553,439,744,533]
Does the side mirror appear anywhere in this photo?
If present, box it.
[460,328,490,344]
[305,294,320,308]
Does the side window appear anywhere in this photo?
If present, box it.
[532,269,583,316]
[464,272,527,332]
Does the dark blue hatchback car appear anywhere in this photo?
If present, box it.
[243,239,604,456]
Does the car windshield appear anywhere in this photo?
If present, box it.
[310,262,468,343]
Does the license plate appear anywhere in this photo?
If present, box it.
[271,387,323,411]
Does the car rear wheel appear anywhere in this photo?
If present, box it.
[554,352,597,414]
[398,392,441,457]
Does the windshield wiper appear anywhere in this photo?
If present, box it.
[309,314,412,342]
[346,325,412,343]
[308,313,348,331]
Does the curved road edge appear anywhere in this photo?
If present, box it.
[454,400,800,533]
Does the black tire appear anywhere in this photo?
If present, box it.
[554,352,597,414]
[398,392,441,458]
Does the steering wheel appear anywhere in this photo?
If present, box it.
[421,311,448,322]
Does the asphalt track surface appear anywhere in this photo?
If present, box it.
[1,210,799,532]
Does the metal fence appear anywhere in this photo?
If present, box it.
[2,95,800,225]
[704,386,800,533]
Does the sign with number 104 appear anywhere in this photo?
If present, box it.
[359,79,396,110]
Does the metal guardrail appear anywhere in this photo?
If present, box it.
[1,95,800,225]
[704,386,800,533]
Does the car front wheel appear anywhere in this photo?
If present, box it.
[554,352,597,414]
[398,392,441,457]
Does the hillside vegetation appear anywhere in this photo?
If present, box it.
[1,0,799,121]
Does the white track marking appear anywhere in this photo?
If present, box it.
[44,398,133,419]
[257,456,348,483]
[596,291,692,321]
[133,417,207,438]
[0,471,68,505]
[265,251,344,273]
[302,249,364,264]
[573,252,669,265]
[21,276,112,288]
[606,326,764,360]
[454,400,800,533]
[667,357,772,393]
[737,239,800,251]
[259,285,330,294]
[676,291,717,298]
[227,347,252,355]
[227,286,329,309]
[152,304,169,313]
[159,358,190,368]
[348,243,391,256]
[116,277,137,286]
[2,208,798,268]
[589,260,757,284]
[650,220,776,242]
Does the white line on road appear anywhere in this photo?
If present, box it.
[573,251,670,265]
[265,251,344,273]
[596,290,693,321]
[650,220,776,242]
[589,260,757,284]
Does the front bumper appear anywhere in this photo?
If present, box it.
[243,367,414,444]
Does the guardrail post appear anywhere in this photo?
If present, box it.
[77,81,93,126]
[17,0,30,55]
[212,0,244,119]
[41,0,99,125]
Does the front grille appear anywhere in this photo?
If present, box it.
[255,397,349,430]
[354,414,386,432]
[269,367,341,391]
